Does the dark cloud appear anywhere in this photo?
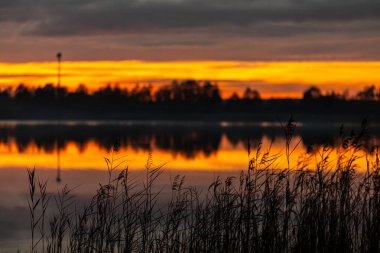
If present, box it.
[0,0,379,37]
[0,0,379,61]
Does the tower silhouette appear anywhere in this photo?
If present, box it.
[57,52,62,90]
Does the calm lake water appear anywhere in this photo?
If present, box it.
[0,120,378,251]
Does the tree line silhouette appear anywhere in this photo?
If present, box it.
[1,80,229,105]
[302,85,380,101]
[0,80,379,119]
[1,80,379,103]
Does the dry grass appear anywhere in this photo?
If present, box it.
[27,119,380,253]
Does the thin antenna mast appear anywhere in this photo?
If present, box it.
[57,52,62,90]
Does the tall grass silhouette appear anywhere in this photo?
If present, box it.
[27,119,380,253]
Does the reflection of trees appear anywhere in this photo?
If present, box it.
[224,127,264,147]
[154,127,222,158]
[0,125,225,159]
[0,124,379,159]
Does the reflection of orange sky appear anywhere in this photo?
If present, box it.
[0,135,372,172]
[0,61,379,98]
[0,137,249,171]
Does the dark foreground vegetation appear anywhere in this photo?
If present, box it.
[2,81,380,121]
[26,119,380,253]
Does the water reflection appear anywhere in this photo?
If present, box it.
[1,122,377,157]
[0,121,379,251]
[0,120,377,174]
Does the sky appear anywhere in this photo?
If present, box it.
[0,0,379,97]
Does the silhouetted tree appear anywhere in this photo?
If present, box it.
[324,90,348,101]
[128,84,152,103]
[201,81,222,102]
[137,85,153,103]
[178,80,201,103]
[154,80,221,104]
[0,87,12,100]
[357,85,377,101]
[303,86,322,100]
[57,87,68,99]
[35,84,56,102]
[15,84,32,101]
[68,84,89,103]
[229,92,240,101]
[243,87,261,101]
[76,84,88,95]
[155,86,172,102]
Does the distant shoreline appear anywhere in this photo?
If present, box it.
[1,81,380,124]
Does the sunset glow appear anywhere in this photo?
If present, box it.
[1,61,379,98]
[2,0,380,249]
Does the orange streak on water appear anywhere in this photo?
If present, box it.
[0,135,372,172]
